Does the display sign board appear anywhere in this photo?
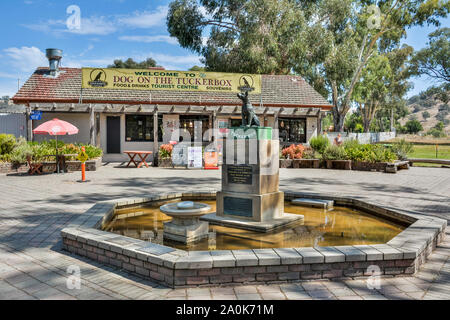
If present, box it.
[172,145,188,166]
[204,150,219,170]
[82,68,261,94]
[187,147,203,169]
[29,111,42,120]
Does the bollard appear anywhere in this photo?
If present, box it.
[81,146,86,182]
[77,146,89,183]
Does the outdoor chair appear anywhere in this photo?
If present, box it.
[27,155,43,175]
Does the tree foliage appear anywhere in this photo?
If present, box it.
[409,27,450,83]
[167,0,449,131]
[167,0,307,74]
[405,119,423,134]
[108,57,159,69]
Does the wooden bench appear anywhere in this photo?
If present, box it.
[385,160,410,173]
[408,158,450,166]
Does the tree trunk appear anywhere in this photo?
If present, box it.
[332,107,345,132]
[390,108,395,132]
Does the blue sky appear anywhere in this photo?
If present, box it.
[0,0,448,99]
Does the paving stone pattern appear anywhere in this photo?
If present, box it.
[0,165,449,300]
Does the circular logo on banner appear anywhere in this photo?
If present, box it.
[88,69,108,87]
[238,75,255,92]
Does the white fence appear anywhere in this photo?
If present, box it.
[325,132,396,144]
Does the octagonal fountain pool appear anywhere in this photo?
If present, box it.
[102,199,406,251]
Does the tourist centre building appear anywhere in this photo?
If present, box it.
[12,52,332,162]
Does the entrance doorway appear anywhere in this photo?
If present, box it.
[107,116,121,154]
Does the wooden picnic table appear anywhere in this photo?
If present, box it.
[124,151,153,168]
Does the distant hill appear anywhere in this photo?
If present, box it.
[400,86,449,134]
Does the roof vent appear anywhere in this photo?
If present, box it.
[46,48,63,77]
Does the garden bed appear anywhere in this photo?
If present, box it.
[279,159,293,168]
[158,158,173,168]
[41,157,102,173]
[0,162,29,174]
[292,159,321,169]
[352,160,410,173]
[0,158,102,175]
[326,160,352,170]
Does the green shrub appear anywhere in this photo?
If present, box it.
[30,143,54,162]
[405,119,423,134]
[344,142,397,163]
[81,144,103,160]
[302,147,316,159]
[354,123,364,133]
[322,145,348,160]
[370,146,396,163]
[0,134,16,155]
[391,139,413,160]
[10,138,33,164]
[309,135,330,155]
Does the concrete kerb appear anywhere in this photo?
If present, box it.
[60,191,447,288]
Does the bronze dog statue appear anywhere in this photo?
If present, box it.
[237,91,260,127]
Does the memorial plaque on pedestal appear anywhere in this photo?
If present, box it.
[224,197,253,218]
[227,165,253,185]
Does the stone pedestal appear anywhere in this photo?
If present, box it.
[163,218,209,244]
[160,202,211,244]
[202,127,303,232]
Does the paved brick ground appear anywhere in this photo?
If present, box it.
[0,165,449,300]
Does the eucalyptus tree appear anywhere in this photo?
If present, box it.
[167,0,448,131]
[167,0,308,74]
[409,27,450,83]
[296,0,448,131]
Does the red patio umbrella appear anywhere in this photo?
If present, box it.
[33,118,79,173]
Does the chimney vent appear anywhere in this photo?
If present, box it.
[46,48,63,76]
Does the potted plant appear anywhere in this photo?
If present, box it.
[158,144,173,168]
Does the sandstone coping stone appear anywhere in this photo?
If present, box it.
[315,247,346,263]
[294,247,324,264]
[335,246,366,262]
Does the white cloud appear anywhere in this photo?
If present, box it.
[24,16,117,36]
[0,80,19,97]
[149,52,202,66]
[69,17,117,35]
[118,6,168,28]
[0,72,19,79]
[3,46,47,72]
[23,5,170,37]
[79,45,94,57]
[119,35,179,45]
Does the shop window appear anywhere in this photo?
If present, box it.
[230,119,242,128]
[278,118,306,143]
[179,115,210,142]
[125,115,154,142]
